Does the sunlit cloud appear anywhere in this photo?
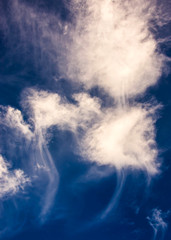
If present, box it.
[19,89,159,174]
[23,89,101,132]
[0,0,169,237]
[62,0,166,102]
[0,155,29,198]
[80,105,159,174]
[2,106,33,139]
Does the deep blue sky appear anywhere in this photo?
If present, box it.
[0,0,171,240]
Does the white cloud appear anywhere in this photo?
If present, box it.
[2,0,166,103]
[1,88,158,174]
[0,0,169,229]
[80,105,158,174]
[23,89,101,132]
[0,155,30,198]
[17,89,159,175]
[147,208,168,240]
[0,0,166,181]
[62,0,165,101]
[4,107,33,139]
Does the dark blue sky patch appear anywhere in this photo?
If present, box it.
[0,0,170,240]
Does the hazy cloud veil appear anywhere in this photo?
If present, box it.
[0,0,170,239]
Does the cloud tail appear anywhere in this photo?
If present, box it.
[100,169,125,220]
[32,132,59,222]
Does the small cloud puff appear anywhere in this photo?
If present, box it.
[147,208,169,240]
[148,208,168,229]
[0,155,30,198]
[4,107,33,139]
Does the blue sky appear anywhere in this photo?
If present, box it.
[0,0,170,239]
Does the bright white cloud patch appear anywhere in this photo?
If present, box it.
[62,0,164,101]
[80,106,158,173]
[0,155,29,198]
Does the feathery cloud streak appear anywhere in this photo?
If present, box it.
[0,0,169,237]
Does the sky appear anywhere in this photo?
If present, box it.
[0,0,170,239]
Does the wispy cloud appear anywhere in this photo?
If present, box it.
[20,89,159,173]
[0,88,158,227]
[61,0,166,102]
[0,0,169,237]
[147,208,169,240]
[0,155,29,198]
